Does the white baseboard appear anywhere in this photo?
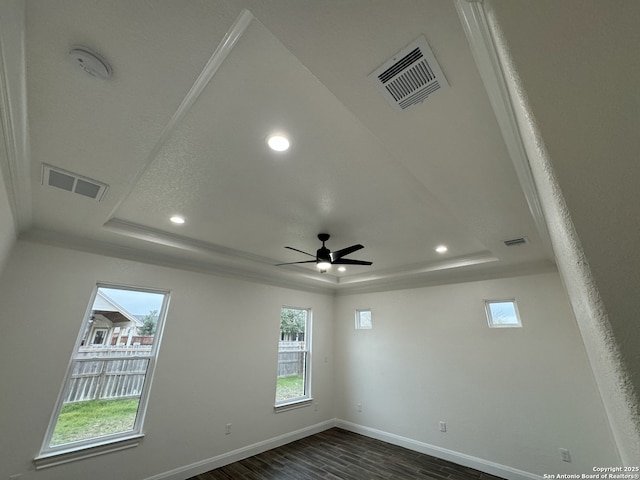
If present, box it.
[144,419,336,480]
[146,418,540,480]
[335,420,541,480]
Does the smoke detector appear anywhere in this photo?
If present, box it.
[69,46,112,80]
[369,36,449,111]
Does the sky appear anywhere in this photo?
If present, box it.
[98,287,165,316]
[487,301,519,325]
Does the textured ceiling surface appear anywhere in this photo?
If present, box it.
[13,0,555,292]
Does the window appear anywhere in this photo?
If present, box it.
[355,309,372,329]
[275,307,311,410]
[91,328,108,345]
[485,299,521,328]
[37,285,169,466]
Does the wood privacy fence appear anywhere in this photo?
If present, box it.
[66,342,303,403]
[64,346,152,404]
[277,341,305,378]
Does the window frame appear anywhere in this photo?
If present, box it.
[90,327,109,345]
[484,298,522,328]
[35,283,170,468]
[355,308,372,329]
[274,306,312,412]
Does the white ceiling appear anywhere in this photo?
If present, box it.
[3,0,556,293]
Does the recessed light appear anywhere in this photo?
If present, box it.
[338,266,346,272]
[267,135,290,152]
[170,215,185,224]
[435,245,448,253]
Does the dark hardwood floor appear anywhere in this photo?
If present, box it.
[187,427,505,480]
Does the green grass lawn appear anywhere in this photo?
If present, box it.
[50,398,140,446]
[50,379,303,446]
[276,375,304,402]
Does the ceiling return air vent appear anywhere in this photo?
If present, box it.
[504,237,529,247]
[42,164,108,201]
[369,35,449,111]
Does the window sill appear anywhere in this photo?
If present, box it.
[34,434,144,470]
[274,398,313,413]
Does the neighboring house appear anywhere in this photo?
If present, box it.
[82,291,143,347]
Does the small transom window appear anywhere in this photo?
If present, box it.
[355,309,372,329]
[485,299,521,328]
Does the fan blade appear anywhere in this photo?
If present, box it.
[284,246,316,258]
[275,260,317,266]
[330,244,364,261]
[332,258,372,266]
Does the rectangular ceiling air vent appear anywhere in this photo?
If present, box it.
[504,237,529,247]
[42,164,108,201]
[368,35,449,111]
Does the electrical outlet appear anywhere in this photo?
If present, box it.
[225,423,232,435]
[356,403,362,412]
[439,421,447,432]
[314,402,319,412]
[559,448,571,463]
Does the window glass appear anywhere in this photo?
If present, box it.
[41,285,169,454]
[485,299,521,328]
[355,309,372,329]
[275,307,310,405]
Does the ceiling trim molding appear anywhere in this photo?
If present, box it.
[107,8,256,219]
[454,0,553,258]
[105,218,510,293]
[20,228,338,296]
[102,218,553,295]
[21,227,557,298]
[336,259,557,296]
[0,0,32,231]
[337,252,498,286]
[103,217,337,286]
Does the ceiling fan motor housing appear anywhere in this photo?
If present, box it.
[316,233,332,262]
[316,246,331,263]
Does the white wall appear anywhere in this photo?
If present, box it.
[0,0,24,274]
[0,240,622,479]
[0,240,334,480]
[0,166,16,273]
[482,0,640,464]
[334,272,620,475]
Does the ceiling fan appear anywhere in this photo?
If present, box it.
[276,233,372,272]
